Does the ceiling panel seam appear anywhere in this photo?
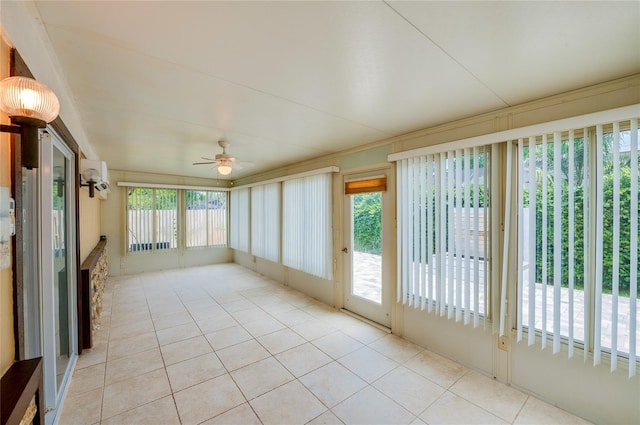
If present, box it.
[383,0,510,108]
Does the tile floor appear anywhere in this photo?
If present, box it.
[59,263,591,425]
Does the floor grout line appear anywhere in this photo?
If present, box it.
[57,264,592,425]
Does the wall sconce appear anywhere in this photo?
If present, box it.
[0,76,61,169]
[80,168,99,198]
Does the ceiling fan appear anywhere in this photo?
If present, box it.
[192,140,246,176]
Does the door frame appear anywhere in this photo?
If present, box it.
[341,165,395,328]
[9,49,83,424]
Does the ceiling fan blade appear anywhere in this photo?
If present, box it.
[193,142,243,170]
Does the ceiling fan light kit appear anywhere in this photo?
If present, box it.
[217,161,233,176]
[192,140,240,176]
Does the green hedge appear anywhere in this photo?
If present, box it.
[353,193,382,255]
[528,151,639,297]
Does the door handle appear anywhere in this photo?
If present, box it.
[342,247,348,253]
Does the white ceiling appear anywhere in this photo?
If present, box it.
[16,1,640,179]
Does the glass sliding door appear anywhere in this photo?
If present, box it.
[52,144,71,390]
[39,129,77,425]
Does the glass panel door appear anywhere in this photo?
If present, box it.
[351,192,382,304]
[39,129,77,425]
[53,146,70,390]
[343,170,393,328]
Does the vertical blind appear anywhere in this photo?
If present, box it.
[517,119,639,376]
[396,148,489,326]
[251,183,280,262]
[185,190,227,248]
[230,188,250,252]
[282,173,333,279]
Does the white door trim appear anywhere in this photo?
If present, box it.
[341,166,394,328]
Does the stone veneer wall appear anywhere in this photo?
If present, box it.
[90,245,108,338]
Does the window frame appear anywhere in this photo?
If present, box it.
[122,183,230,254]
[126,186,179,253]
[396,147,491,326]
[185,190,228,249]
[515,119,639,374]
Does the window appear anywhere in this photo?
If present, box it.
[251,183,280,262]
[185,190,227,248]
[127,187,177,252]
[282,174,333,279]
[123,184,228,253]
[517,133,588,351]
[396,148,490,325]
[517,119,638,375]
[229,188,250,252]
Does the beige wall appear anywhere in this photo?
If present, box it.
[0,31,14,375]
[234,252,335,306]
[387,75,638,423]
[102,170,233,276]
[79,186,102,262]
[235,74,640,424]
